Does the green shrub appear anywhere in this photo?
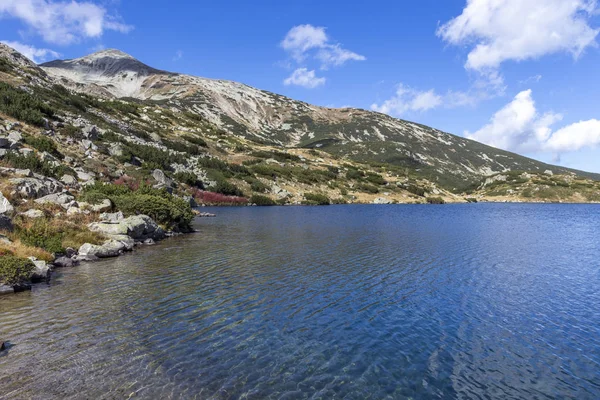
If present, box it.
[82,183,194,231]
[303,193,330,205]
[250,150,301,163]
[174,171,203,188]
[426,197,445,204]
[212,179,244,197]
[0,256,35,285]
[2,152,73,179]
[406,184,426,197]
[346,169,364,180]
[250,194,276,206]
[366,173,387,185]
[357,183,379,194]
[0,82,55,126]
[16,220,64,254]
[183,135,208,147]
[163,139,202,155]
[23,135,63,159]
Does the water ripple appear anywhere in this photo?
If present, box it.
[1,204,600,399]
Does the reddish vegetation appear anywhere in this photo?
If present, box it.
[113,175,150,191]
[192,189,248,205]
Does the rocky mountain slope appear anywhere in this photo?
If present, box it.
[40,49,600,190]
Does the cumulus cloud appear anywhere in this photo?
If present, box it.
[281,24,365,69]
[284,68,326,89]
[0,0,133,45]
[466,89,600,156]
[371,84,442,116]
[438,0,599,71]
[1,40,60,63]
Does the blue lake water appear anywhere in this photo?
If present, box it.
[1,204,600,399]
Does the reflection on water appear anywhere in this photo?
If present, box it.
[1,204,600,399]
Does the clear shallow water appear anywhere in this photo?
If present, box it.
[1,204,600,399]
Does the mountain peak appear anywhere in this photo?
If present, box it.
[83,48,136,61]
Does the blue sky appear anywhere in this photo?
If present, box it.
[1,0,600,172]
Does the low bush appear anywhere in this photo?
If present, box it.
[23,135,63,159]
[81,182,195,231]
[0,255,35,285]
[16,219,64,254]
[192,190,248,205]
[212,179,244,197]
[183,135,208,148]
[0,82,55,126]
[356,183,379,194]
[303,193,330,205]
[365,173,387,186]
[174,171,204,188]
[426,197,445,204]
[250,194,276,206]
[1,152,73,179]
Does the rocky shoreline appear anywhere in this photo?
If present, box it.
[0,211,193,296]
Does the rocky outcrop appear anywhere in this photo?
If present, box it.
[88,214,165,241]
[9,176,63,199]
[34,192,76,209]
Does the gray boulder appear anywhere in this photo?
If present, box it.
[0,193,13,215]
[21,209,44,219]
[34,192,75,209]
[373,197,393,205]
[90,199,111,213]
[88,215,165,241]
[0,136,9,148]
[10,177,63,199]
[28,258,51,283]
[53,256,76,268]
[60,174,77,186]
[8,131,22,143]
[99,211,124,222]
[0,215,13,231]
[77,239,130,260]
[81,125,98,140]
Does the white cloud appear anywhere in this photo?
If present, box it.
[0,0,133,45]
[173,50,183,61]
[546,119,600,152]
[438,0,599,71]
[1,40,59,63]
[284,68,326,89]
[281,24,365,69]
[371,84,442,116]
[466,89,600,156]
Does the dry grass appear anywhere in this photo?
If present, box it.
[0,236,54,261]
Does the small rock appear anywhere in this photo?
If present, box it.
[53,256,76,268]
[34,192,75,209]
[0,285,14,296]
[90,199,111,213]
[60,174,77,185]
[21,209,44,219]
[544,170,554,176]
[99,211,124,222]
[8,131,22,142]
